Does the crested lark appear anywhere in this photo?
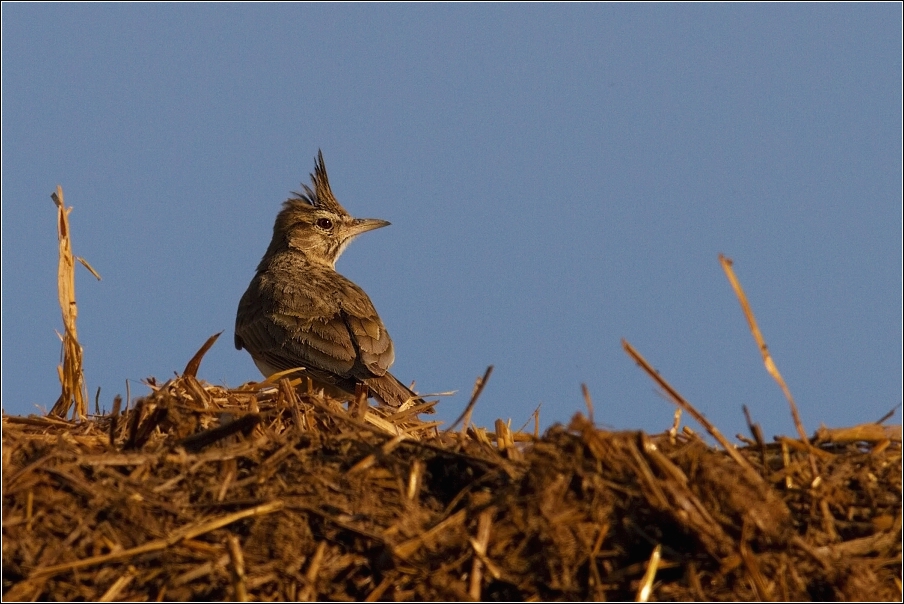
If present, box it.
[235,151,418,407]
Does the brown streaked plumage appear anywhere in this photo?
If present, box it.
[235,150,419,407]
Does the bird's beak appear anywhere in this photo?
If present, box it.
[346,218,391,238]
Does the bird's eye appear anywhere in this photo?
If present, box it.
[315,218,333,230]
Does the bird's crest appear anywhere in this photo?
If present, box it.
[289,150,347,215]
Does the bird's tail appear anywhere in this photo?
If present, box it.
[364,372,423,408]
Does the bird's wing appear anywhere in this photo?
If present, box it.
[235,272,356,378]
[336,277,395,377]
[235,271,393,380]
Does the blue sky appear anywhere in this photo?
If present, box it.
[2,4,901,441]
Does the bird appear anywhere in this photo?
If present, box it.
[235,151,419,407]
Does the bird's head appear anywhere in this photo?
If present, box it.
[265,151,390,268]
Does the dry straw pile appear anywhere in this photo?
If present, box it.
[2,189,901,601]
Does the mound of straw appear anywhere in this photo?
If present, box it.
[3,372,901,601]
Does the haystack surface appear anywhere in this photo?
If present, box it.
[3,373,901,601]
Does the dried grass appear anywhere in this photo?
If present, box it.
[48,186,97,420]
[3,378,900,601]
